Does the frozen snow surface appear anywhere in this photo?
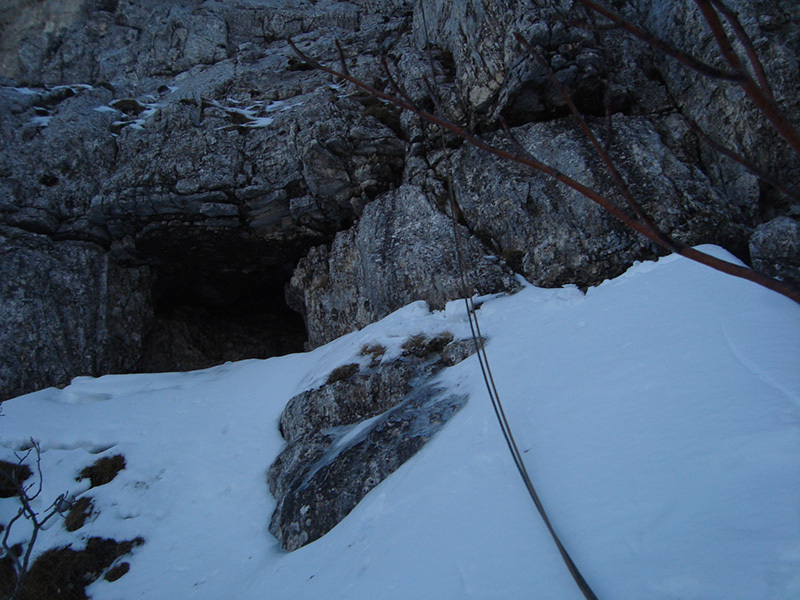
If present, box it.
[2,246,799,599]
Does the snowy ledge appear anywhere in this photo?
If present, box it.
[1,245,799,599]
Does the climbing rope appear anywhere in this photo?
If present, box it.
[419,8,600,600]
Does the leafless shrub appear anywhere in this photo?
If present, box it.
[1,444,142,599]
[0,440,71,600]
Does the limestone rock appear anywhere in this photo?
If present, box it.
[750,216,800,289]
[452,116,749,288]
[632,0,800,219]
[0,84,118,245]
[1,0,413,90]
[1,0,798,399]
[413,0,800,222]
[268,334,475,551]
[287,184,520,347]
[93,82,405,314]
[0,226,151,401]
[411,1,588,119]
[0,1,414,394]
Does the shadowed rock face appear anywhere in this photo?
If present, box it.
[633,0,800,219]
[287,185,520,348]
[0,1,413,398]
[268,337,477,551]
[452,116,750,288]
[1,0,798,399]
[750,217,800,289]
[0,225,152,401]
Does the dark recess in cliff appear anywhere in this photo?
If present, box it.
[134,231,309,373]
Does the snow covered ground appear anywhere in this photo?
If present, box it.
[2,245,799,599]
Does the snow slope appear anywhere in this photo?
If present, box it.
[2,246,799,599]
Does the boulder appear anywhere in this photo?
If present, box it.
[268,334,476,550]
[750,216,800,289]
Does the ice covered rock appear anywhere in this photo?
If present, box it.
[268,335,477,550]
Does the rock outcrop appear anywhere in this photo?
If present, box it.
[0,226,151,400]
[750,216,800,289]
[633,0,800,220]
[287,185,519,347]
[268,334,476,551]
[0,1,414,398]
[452,115,748,287]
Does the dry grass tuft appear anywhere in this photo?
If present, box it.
[326,363,360,384]
[65,496,94,532]
[78,454,126,488]
[359,342,387,367]
[401,331,454,358]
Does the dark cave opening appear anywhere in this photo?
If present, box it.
[139,267,308,373]
[133,224,310,373]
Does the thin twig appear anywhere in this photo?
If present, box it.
[2,508,25,574]
[379,56,414,107]
[603,96,613,154]
[690,121,800,203]
[1,439,72,600]
[574,0,745,82]
[692,0,745,73]
[500,117,538,164]
[334,39,350,77]
[287,40,800,302]
[709,0,774,101]
[422,76,444,116]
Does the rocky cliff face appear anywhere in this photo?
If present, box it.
[1,0,798,400]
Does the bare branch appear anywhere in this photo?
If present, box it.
[287,40,800,304]
[422,76,445,118]
[692,0,745,72]
[500,118,538,164]
[379,55,414,107]
[334,39,350,78]
[690,121,800,203]
[29,440,44,502]
[2,507,25,575]
[709,0,774,101]
[1,439,73,600]
[574,0,745,82]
